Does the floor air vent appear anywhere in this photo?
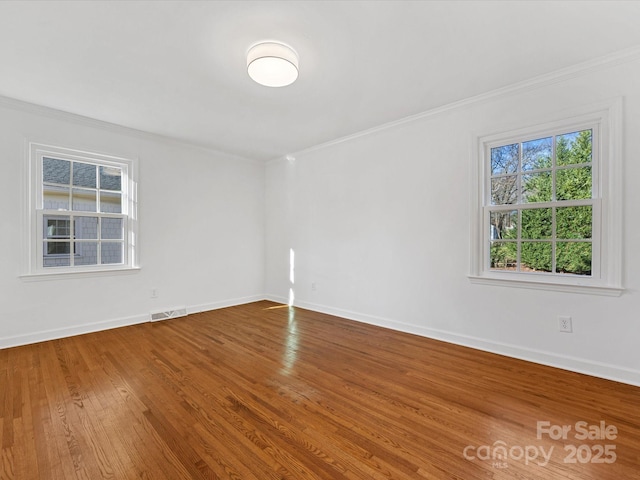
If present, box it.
[150,307,188,322]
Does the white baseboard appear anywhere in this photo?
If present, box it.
[0,313,149,349]
[0,294,267,349]
[188,294,266,315]
[266,295,640,388]
[6,294,639,388]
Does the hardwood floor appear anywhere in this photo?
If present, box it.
[1,300,639,479]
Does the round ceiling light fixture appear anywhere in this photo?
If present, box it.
[247,41,299,87]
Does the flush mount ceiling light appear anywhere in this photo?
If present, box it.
[247,41,299,87]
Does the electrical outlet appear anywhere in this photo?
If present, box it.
[151,288,158,299]
[311,282,317,292]
[558,316,572,333]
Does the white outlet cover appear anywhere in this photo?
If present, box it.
[559,316,573,333]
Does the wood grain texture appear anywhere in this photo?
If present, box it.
[1,300,638,479]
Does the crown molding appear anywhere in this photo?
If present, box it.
[270,44,640,165]
[0,94,261,166]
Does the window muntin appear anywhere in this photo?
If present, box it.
[486,128,595,277]
[26,143,136,276]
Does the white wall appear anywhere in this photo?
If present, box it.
[265,57,640,386]
[0,99,265,347]
[3,54,639,387]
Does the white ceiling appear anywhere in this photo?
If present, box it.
[1,1,640,161]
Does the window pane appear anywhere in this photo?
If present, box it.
[43,243,70,267]
[556,242,591,276]
[72,162,97,188]
[100,166,122,191]
[43,215,73,269]
[43,215,71,239]
[522,171,552,203]
[489,210,517,240]
[556,130,592,166]
[46,241,70,254]
[556,206,592,239]
[491,175,518,205]
[490,241,517,271]
[101,242,124,264]
[43,184,70,210]
[521,242,552,272]
[521,208,552,239]
[556,166,592,200]
[522,137,552,171]
[75,242,98,266]
[76,216,98,239]
[72,188,97,212]
[43,158,70,185]
[491,143,519,175]
[100,191,122,213]
[101,217,123,240]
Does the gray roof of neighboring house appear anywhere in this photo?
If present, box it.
[43,157,121,191]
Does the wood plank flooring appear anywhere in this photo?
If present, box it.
[1,300,639,479]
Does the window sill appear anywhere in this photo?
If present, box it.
[20,266,141,282]
[468,274,623,297]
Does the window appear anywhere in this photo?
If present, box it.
[24,143,138,277]
[489,128,595,275]
[470,101,622,296]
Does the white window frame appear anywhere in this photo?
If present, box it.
[22,142,139,279]
[469,99,623,296]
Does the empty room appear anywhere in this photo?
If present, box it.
[1,1,639,479]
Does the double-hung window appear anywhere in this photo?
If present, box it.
[24,143,138,276]
[470,101,622,296]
